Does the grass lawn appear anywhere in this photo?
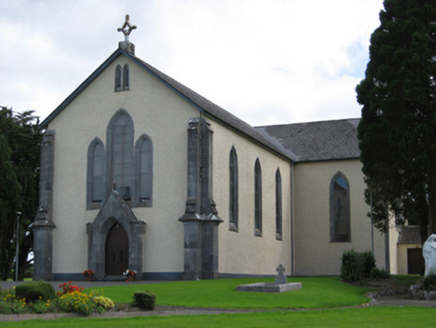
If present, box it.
[2,276,435,327]
[2,307,436,327]
[87,277,371,309]
[390,274,421,287]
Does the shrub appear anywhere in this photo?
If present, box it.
[423,274,436,290]
[132,291,156,310]
[94,296,114,309]
[370,267,390,280]
[340,249,360,283]
[359,251,376,278]
[340,250,377,283]
[15,281,56,303]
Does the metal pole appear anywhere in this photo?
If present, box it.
[15,212,21,281]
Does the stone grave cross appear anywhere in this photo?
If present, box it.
[275,264,287,284]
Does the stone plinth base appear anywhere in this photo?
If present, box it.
[236,282,302,293]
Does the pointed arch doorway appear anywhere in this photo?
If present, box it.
[105,223,129,275]
[87,190,146,281]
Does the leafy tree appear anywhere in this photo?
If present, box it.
[0,133,21,279]
[0,106,41,280]
[356,0,436,244]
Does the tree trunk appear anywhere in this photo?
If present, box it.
[427,174,436,236]
[418,186,429,246]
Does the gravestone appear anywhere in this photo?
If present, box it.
[275,264,287,284]
[236,264,301,293]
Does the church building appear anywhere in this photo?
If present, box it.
[32,17,388,281]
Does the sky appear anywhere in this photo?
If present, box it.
[0,0,384,127]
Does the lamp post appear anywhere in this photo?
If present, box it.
[15,212,21,281]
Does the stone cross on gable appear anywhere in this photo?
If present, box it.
[117,15,137,42]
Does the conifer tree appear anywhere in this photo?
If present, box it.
[0,107,41,280]
[0,133,21,279]
[357,0,436,242]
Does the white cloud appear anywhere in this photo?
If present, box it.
[0,0,384,125]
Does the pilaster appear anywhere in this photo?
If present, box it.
[179,117,223,280]
[32,131,56,281]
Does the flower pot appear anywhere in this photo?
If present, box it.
[128,275,135,282]
[85,275,92,282]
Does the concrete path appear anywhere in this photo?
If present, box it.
[372,295,436,308]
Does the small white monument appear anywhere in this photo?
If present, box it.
[423,234,436,277]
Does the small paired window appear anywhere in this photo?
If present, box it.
[115,64,130,91]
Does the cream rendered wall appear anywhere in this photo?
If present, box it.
[212,122,292,276]
[293,160,386,276]
[47,55,199,275]
[397,244,421,274]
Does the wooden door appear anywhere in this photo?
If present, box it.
[407,248,424,275]
[105,223,129,275]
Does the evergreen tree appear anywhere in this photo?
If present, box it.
[0,133,21,279]
[0,107,41,280]
[356,0,436,243]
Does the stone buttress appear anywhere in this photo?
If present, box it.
[179,117,223,280]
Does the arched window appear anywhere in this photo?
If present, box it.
[254,158,262,236]
[115,65,122,91]
[87,110,154,209]
[108,110,134,201]
[87,138,105,208]
[123,64,129,90]
[276,169,282,240]
[229,147,238,231]
[330,172,351,242]
[135,134,153,206]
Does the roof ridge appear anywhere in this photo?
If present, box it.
[256,118,360,129]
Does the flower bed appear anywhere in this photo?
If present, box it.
[0,282,112,316]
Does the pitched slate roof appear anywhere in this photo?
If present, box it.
[41,48,285,159]
[398,226,422,244]
[255,119,361,163]
[130,55,287,156]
